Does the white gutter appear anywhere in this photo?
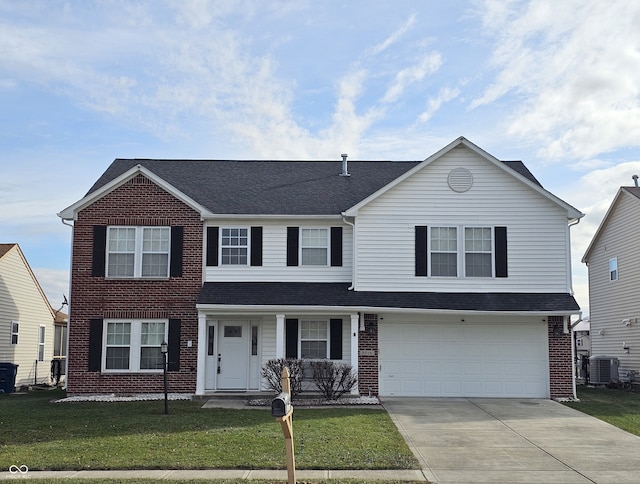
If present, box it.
[341,213,356,290]
[570,313,583,400]
[567,217,581,295]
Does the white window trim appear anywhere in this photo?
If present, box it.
[220,227,250,266]
[428,225,495,278]
[609,257,618,281]
[298,319,329,359]
[10,321,19,345]
[106,226,171,278]
[102,319,168,373]
[300,227,329,266]
[37,325,46,362]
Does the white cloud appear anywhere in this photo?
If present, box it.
[381,53,442,104]
[33,267,69,308]
[370,13,416,55]
[419,86,461,123]
[474,0,640,160]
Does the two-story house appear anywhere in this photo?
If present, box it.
[582,183,640,382]
[58,137,583,399]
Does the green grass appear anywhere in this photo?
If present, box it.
[0,390,418,472]
[563,385,640,436]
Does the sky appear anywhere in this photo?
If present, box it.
[2,0,640,318]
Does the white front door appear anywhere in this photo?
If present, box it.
[217,321,249,389]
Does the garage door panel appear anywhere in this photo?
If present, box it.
[380,321,548,398]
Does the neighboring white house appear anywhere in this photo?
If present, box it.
[582,184,640,382]
[0,243,56,389]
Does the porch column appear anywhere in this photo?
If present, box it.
[276,313,285,359]
[195,312,207,396]
[350,313,359,394]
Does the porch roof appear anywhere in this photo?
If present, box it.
[197,282,580,314]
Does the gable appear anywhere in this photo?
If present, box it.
[583,187,640,263]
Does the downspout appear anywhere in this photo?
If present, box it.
[60,217,74,391]
[341,213,356,290]
[569,313,582,400]
[566,217,580,295]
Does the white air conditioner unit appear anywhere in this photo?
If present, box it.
[589,355,619,384]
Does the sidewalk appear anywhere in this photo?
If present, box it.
[1,468,430,481]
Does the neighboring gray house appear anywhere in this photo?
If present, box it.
[0,244,56,389]
[582,185,640,382]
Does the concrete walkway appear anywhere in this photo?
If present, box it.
[382,397,640,484]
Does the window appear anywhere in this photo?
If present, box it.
[10,321,18,345]
[104,320,167,372]
[430,227,457,276]
[107,226,170,278]
[464,227,493,277]
[300,320,328,359]
[37,326,46,361]
[54,325,67,357]
[609,257,618,281]
[301,228,328,265]
[221,228,248,265]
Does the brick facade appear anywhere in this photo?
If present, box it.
[357,313,379,396]
[67,174,202,394]
[548,315,574,399]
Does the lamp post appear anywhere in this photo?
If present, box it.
[160,341,168,415]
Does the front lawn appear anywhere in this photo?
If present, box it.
[0,390,418,471]
[563,385,640,436]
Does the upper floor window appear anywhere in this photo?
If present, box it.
[37,326,46,362]
[609,257,618,281]
[301,228,328,265]
[430,227,458,277]
[107,226,170,278]
[10,321,19,345]
[221,228,248,265]
[423,226,497,278]
[104,319,166,372]
[464,227,493,277]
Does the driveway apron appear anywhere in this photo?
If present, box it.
[382,397,640,484]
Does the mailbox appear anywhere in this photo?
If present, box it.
[271,392,292,417]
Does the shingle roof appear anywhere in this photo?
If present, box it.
[198,282,580,313]
[87,157,542,216]
[0,243,17,259]
[623,186,640,199]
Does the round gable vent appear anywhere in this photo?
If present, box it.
[447,168,473,193]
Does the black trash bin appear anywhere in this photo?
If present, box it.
[0,362,18,394]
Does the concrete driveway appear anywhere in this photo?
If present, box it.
[382,397,640,484]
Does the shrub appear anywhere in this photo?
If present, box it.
[261,358,304,398]
[310,360,358,400]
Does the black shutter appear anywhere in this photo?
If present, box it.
[285,319,298,358]
[415,226,428,276]
[495,226,508,278]
[330,227,343,267]
[92,226,107,277]
[88,319,103,372]
[168,319,181,372]
[206,227,219,266]
[330,319,343,360]
[287,227,299,266]
[170,226,183,277]
[250,226,263,266]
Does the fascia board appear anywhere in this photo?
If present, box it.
[58,164,214,220]
[195,303,580,317]
[582,188,629,263]
[343,136,584,221]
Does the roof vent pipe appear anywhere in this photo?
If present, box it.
[340,153,350,177]
[633,174,639,187]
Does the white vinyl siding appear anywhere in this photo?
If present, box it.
[353,147,573,292]
[587,191,640,377]
[205,220,352,283]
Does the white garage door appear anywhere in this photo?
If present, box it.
[379,320,548,398]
